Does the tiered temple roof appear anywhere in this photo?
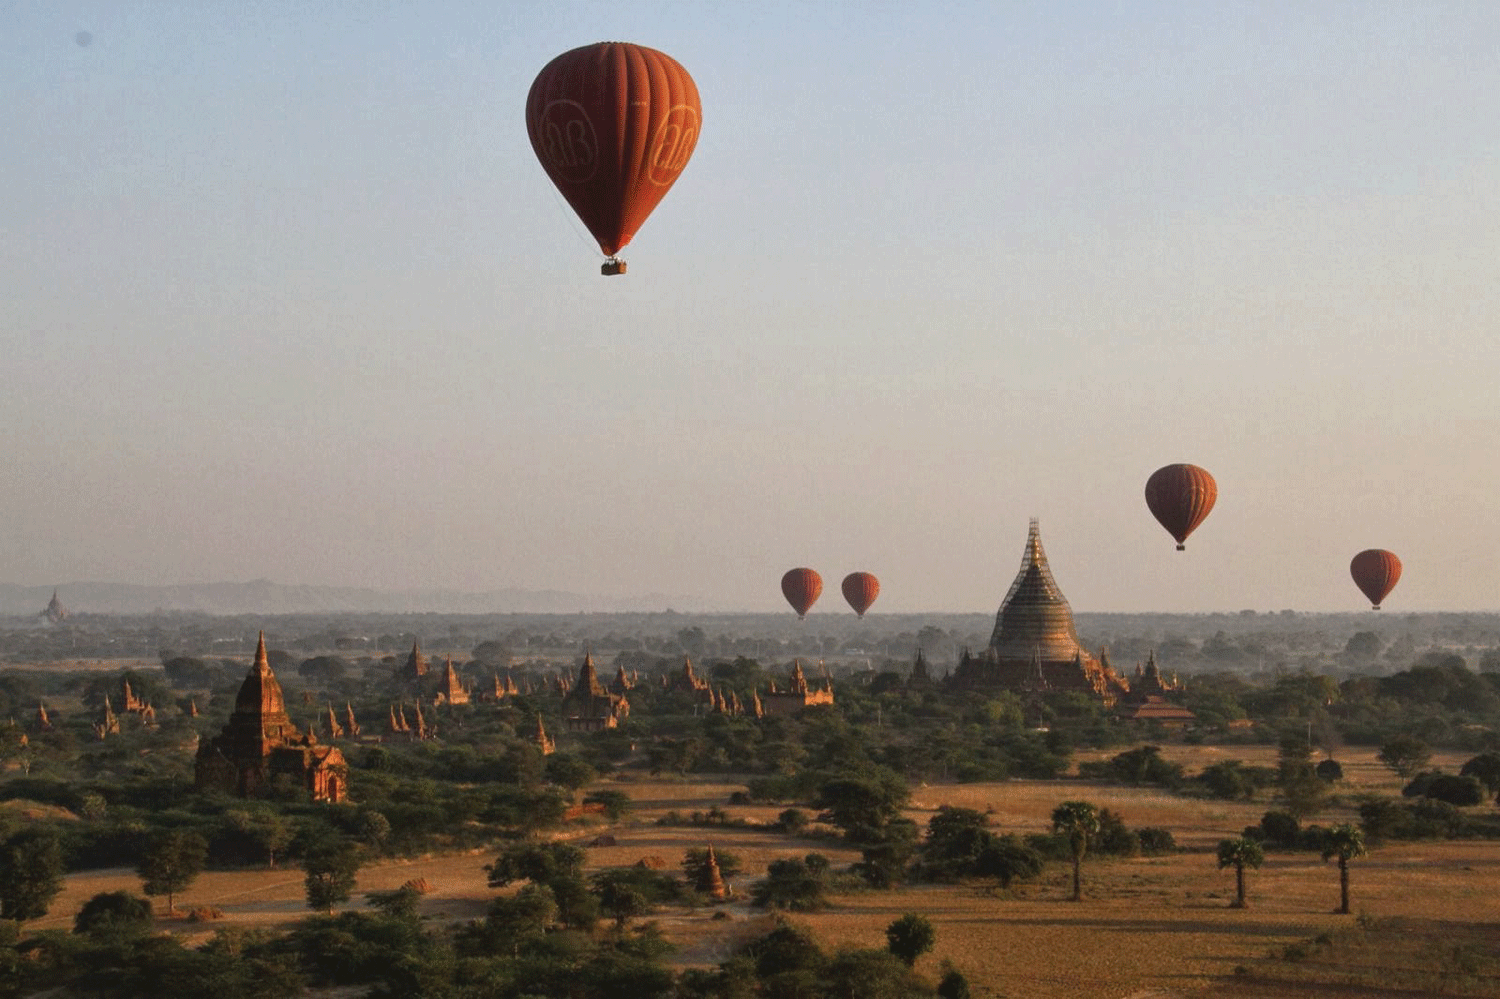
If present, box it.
[760,660,834,717]
[437,657,469,706]
[195,632,346,801]
[41,589,69,624]
[950,520,1130,705]
[400,641,429,684]
[563,652,629,731]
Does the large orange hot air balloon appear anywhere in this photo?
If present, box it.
[1145,463,1218,550]
[841,572,879,618]
[781,568,822,620]
[1350,549,1401,610]
[526,42,701,275]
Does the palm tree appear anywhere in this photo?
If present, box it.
[1320,823,1367,914]
[1216,837,1265,908]
[1051,801,1099,902]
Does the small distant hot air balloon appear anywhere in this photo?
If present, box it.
[1350,549,1401,610]
[526,42,701,275]
[841,572,879,618]
[846,567,876,615]
[781,568,822,620]
[1145,463,1218,550]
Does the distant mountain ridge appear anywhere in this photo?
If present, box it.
[0,580,723,616]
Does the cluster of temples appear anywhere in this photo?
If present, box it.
[182,522,1196,807]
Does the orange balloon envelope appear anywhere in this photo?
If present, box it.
[526,42,701,272]
[841,572,879,618]
[1350,549,1401,610]
[781,568,822,620]
[1145,463,1218,550]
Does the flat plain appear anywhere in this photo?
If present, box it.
[24,744,1499,998]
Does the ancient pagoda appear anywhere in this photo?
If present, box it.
[949,519,1129,706]
[562,651,629,732]
[760,660,834,717]
[195,632,346,802]
[40,589,69,624]
[436,656,469,706]
[399,641,429,685]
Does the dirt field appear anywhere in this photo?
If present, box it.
[28,745,1499,999]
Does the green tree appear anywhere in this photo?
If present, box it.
[303,839,362,914]
[544,753,598,799]
[73,890,154,938]
[137,830,208,914]
[854,818,918,888]
[1051,801,1100,902]
[938,964,973,999]
[918,806,993,881]
[1216,838,1265,908]
[594,876,651,928]
[226,808,292,868]
[1277,733,1328,819]
[885,913,936,967]
[584,789,632,822]
[1459,752,1500,801]
[813,771,910,840]
[1320,824,1368,915]
[0,828,64,922]
[824,947,930,999]
[1419,774,1485,807]
[1378,735,1432,780]
[975,834,1044,889]
[487,841,587,888]
[751,856,829,911]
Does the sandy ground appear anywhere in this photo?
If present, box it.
[27,745,1498,999]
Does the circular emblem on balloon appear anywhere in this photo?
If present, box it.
[534,100,598,184]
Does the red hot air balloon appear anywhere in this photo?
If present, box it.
[1144,463,1218,551]
[1350,549,1401,610]
[841,572,879,618]
[781,568,822,620]
[526,42,701,275]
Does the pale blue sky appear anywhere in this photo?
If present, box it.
[4,2,1498,613]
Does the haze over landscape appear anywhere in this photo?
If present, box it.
[5,3,1498,614]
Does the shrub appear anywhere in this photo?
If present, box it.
[1137,827,1176,855]
[1259,810,1300,849]
[73,890,153,937]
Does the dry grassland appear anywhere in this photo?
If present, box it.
[27,745,1500,999]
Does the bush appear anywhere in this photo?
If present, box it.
[1078,745,1184,787]
[1259,810,1300,849]
[1315,759,1343,782]
[1094,809,1138,857]
[1137,827,1176,855]
[73,890,154,937]
[1422,775,1485,807]
[751,856,829,911]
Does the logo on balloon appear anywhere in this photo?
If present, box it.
[647,105,699,186]
[536,100,598,184]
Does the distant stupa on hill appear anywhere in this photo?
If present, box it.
[40,589,69,624]
[950,519,1129,706]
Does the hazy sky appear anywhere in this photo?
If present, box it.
[4,2,1498,614]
